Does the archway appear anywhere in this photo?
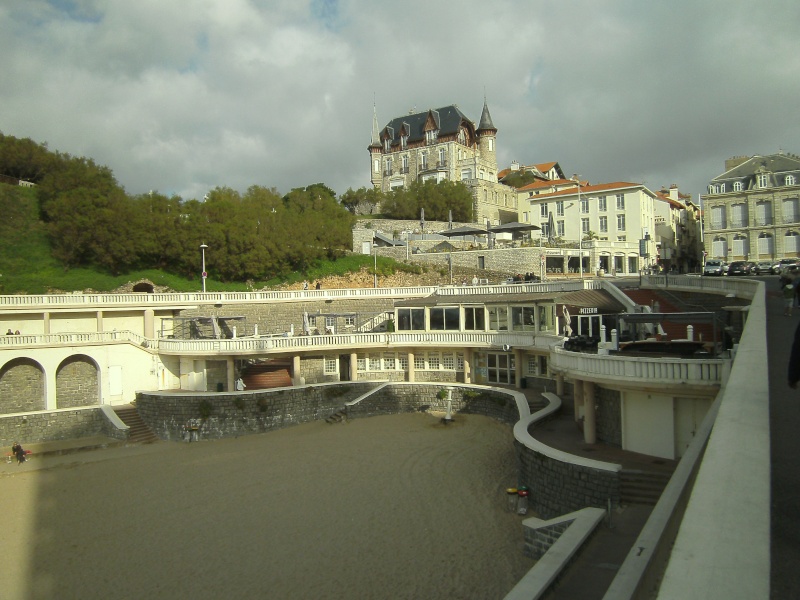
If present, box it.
[0,358,45,413]
[132,282,155,293]
[56,355,100,408]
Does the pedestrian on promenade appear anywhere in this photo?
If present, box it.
[783,280,795,317]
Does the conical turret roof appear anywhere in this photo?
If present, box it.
[477,99,496,133]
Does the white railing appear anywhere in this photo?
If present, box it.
[0,330,153,348]
[0,280,606,311]
[550,346,724,387]
[156,331,538,354]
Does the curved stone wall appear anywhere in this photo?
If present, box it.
[56,356,98,408]
[138,382,621,520]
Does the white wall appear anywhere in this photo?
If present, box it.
[622,391,675,459]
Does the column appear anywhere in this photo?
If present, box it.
[349,352,357,381]
[573,379,584,422]
[514,348,523,388]
[45,365,57,410]
[179,357,194,391]
[584,381,597,444]
[556,373,564,396]
[463,348,472,384]
[96,310,104,333]
[144,309,155,339]
[43,312,50,335]
[407,350,415,382]
[227,356,235,391]
[292,354,301,386]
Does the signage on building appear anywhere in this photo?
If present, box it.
[579,307,598,314]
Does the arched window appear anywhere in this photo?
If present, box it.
[711,236,728,259]
[733,181,743,192]
[785,231,799,254]
[787,175,796,186]
[757,232,774,255]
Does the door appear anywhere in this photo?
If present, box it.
[339,354,351,381]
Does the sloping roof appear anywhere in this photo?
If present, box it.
[394,288,625,311]
[382,105,472,144]
[373,232,406,247]
[518,178,578,192]
[530,182,644,200]
[712,153,800,181]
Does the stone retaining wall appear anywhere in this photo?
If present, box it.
[516,438,620,520]
[0,407,127,447]
[137,382,621,519]
[136,383,380,441]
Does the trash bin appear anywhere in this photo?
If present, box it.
[520,377,527,389]
[506,488,518,512]
[517,489,529,515]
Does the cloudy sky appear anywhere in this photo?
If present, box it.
[2,0,799,204]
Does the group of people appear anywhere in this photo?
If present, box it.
[301,281,322,291]
[10,442,26,464]
[5,329,20,335]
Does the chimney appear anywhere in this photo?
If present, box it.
[669,184,679,201]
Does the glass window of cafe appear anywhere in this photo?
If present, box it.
[511,306,536,331]
[464,307,486,331]
[397,308,425,331]
[429,307,460,331]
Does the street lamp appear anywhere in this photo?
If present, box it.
[200,243,208,293]
[572,175,584,278]
[372,241,378,288]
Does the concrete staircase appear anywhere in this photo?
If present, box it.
[113,405,159,444]
[619,469,672,505]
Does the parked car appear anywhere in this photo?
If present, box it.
[754,261,775,274]
[727,261,750,276]
[777,258,800,274]
[703,260,726,276]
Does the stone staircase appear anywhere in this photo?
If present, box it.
[619,469,672,505]
[113,405,159,444]
[325,409,348,424]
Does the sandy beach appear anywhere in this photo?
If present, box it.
[0,413,535,600]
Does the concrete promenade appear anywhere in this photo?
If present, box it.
[766,279,800,599]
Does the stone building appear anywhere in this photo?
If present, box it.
[702,151,800,261]
[368,101,518,225]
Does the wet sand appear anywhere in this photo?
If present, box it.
[0,413,535,600]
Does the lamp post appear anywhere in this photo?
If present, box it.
[572,176,584,278]
[372,241,378,288]
[200,243,208,293]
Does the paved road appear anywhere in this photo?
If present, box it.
[767,276,800,599]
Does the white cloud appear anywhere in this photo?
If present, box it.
[1,0,799,204]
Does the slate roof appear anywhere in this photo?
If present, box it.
[712,153,800,182]
[381,105,473,144]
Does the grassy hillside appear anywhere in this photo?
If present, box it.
[0,184,423,294]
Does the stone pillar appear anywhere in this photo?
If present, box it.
[349,352,357,381]
[408,350,415,383]
[227,356,235,391]
[96,310,104,333]
[514,348,523,388]
[687,325,694,341]
[600,324,606,343]
[463,348,472,384]
[43,312,50,335]
[584,381,597,444]
[45,367,57,410]
[573,379,584,422]
[179,357,194,391]
[556,373,564,396]
[144,309,155,339]
[611,329,618,350]
[292,355,301,386]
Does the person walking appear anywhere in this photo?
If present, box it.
[783,278,796,317]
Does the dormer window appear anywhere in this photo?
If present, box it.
[401,134,408,150]
[383,138,391,153]
[425,130,438,145]
[719,183,725,193]
[733,181,743,192]
[757,173,769,188]
[787,175,796,186]
[458,129,466,145]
